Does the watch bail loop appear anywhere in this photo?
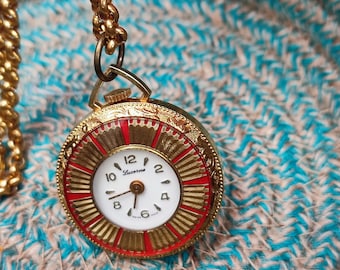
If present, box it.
[89,65,152,110]
[94,36,125,82]
[108,64,152,99]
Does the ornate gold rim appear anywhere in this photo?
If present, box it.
[56,99,224,258]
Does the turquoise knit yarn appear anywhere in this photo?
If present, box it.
[0,0,339,269]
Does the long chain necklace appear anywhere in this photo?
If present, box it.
[0,0,126,196]
[0,0,24,195]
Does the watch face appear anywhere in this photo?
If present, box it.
[92,146,181,231]
[57,100,223,258]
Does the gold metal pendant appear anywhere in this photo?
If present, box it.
[56,65,224,258]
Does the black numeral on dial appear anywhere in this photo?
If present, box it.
[161,192,170,200]
[124,155,136,164]
[154,164,164,173]
[113,201,122,209]
[106,172,117,182]
[141,210,150,218]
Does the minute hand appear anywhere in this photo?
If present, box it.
[108,190,131,200]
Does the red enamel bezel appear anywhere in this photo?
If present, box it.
[57,100,223,259]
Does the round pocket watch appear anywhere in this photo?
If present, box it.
[56,65,224,258]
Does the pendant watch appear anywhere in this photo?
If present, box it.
[56,1,224,259]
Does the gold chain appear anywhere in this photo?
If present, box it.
[0,0,24,196]
[90,0,127,55]
[0,0,126,196]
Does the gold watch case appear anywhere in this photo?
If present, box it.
[56,66,224,258]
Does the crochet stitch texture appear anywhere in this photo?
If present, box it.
[0,0,339,269]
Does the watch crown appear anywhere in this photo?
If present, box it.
[104,88,132,104]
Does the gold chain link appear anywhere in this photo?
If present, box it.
[90,0,127,55]
[0,0,24,196]
[0,1,126,196]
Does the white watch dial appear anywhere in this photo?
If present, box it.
[92,146,181,231]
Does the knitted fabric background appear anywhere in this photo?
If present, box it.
[1,0,340,269]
